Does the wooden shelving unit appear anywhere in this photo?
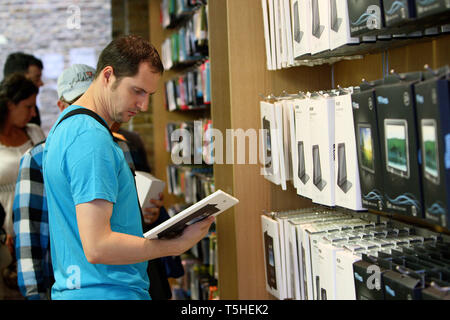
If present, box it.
[149,1,450,300]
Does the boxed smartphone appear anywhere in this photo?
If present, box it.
[329,0,360,51]
[310,0,330,55]
[134,171,166,213]
[309,94,335,207]
[375,72,424,217]
[352,80,385,211]
[414,67,450,228]
[261,215,285,299]
[347,0,385,37]
[293,0,312,59]
[334,92,365,211]
[261,101,281,186]
[294,97,314,198]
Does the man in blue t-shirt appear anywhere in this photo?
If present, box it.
[42,35,214,300]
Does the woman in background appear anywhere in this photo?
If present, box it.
[0,73,45,299]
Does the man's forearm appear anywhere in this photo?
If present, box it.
[84,231,180,265]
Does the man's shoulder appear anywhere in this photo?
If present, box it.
[21,141,46,167]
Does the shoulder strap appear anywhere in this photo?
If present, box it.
[55,108,113,138]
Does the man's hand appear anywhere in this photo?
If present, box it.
[143,192,163,224]
[173,216,215,254]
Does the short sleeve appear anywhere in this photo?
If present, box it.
[62,129,119,206]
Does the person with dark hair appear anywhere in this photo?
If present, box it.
[0,73,45,299]
[3,52,44,126]
[42,35,212,300]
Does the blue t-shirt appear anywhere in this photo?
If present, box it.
[43,105,150,300]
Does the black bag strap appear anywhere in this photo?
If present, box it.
[55,108,113,138]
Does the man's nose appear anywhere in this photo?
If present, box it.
[137,97,149,112]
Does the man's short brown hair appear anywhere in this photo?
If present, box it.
[95,34,164,83]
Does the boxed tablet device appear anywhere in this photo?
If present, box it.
[414,66,450,228]
[135,171,166,212]
[375,72,424,217]
[335,92,365,211]
[352,80,385,211]
[261,214,285,299]
[347,0,385,37]
[143,190,238,239]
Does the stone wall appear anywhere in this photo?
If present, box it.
[0,0,112,135]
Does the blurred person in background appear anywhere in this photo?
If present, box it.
[3,52,44,126]
[0,73,45,299]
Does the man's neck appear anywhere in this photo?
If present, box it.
[73,83,114,128]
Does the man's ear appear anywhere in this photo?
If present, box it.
[102,66,114,85]
[57,100,67,112]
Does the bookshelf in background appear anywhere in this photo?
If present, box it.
[150,0,217,300]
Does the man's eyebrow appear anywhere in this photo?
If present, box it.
[134,86,148,94]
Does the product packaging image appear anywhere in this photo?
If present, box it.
[382,0,417,34]
[414,66,450,228]
[329,0,360,52]
[334,92,365,211]
[352,80,385,212]
[375,72,424,218]
[347,0,385,37]
[294,97,313,199]
[309,94,335,206]
[310,0,330,55]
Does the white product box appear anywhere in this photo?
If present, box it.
[335,242,379,300]
[293,0,312,59]
[261,215,285,299]
[275,101,287,190]
[301,217,357,300]
[288,100,298,189]
[310,0,330,55]
[286,210,346,299]
[308,218,373,300]
[135,171,166,212]
[261,101,281,185]
[294,98,313,198]
[309,95,335,206]
[329,0,359,50]
[334,93,365,211]
[317,235,350,300]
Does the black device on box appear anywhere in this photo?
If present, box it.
[414,66,450,229]
[347,0,385,37]
[375,72,424,218]
[352,80,385,211]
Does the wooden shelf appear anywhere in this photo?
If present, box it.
[151,0,450,300]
